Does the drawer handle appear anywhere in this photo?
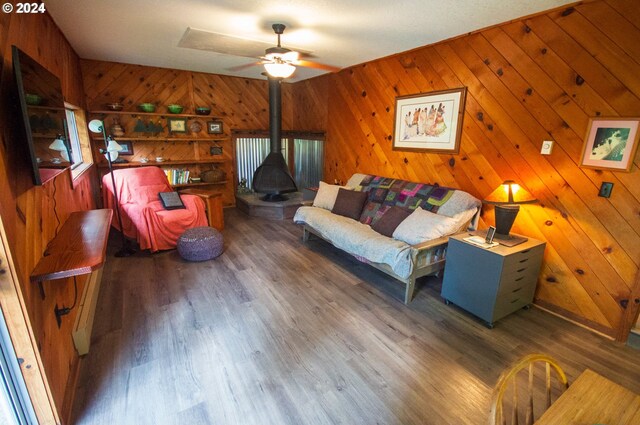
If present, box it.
[517,268,527,273]
[515,277,524,282]
[519,258,529,263]
[510,298,521,304]
[520,249,530,254]
[512,287,523,293]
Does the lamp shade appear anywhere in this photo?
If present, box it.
[49,135,70,161]
[48,136,66,152]
[483,180,537,205]
[483,180,537,246]
[103,137,123,162]
[88,119,104,134]
[105,138,123,153]
[264,62,295,78]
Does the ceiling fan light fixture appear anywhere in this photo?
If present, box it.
[264,62,296,78]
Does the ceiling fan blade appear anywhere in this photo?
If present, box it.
[296,59,340,72]
[282,51,300,62]
[226,61,262,72]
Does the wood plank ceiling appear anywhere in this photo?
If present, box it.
[291,0,640,340]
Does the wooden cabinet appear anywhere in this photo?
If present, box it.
[88,110,233,193]
[441,233,545,327]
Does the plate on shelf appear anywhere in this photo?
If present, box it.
[189,121,202,133]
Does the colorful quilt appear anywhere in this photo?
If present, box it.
[355,175,456,225]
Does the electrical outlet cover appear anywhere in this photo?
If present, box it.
[598,182,613,198]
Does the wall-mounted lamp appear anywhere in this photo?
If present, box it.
[88,119,135,257]
[48,134,70,163]
[483,180,538,246]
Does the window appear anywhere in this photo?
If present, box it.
[64,103,93,181]
[65,108,83,166]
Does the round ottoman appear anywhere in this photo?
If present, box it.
[177,226,223,261]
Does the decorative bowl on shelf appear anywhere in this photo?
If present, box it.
[25,93,43,105]
[195,106,211,115]
[167,104,183,114]
[106,102,124,111]
[138,103,156,112]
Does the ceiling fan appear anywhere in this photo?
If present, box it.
[232,23,339,78]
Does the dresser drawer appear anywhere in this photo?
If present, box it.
[497,265,541,295]
[493,292,533,322]
[502,244,545,272]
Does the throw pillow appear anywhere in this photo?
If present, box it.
[313,181,348,210]
[371,206,412,237]
[393,208,461,245]
[332,188,369,220]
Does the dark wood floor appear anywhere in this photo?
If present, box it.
[71,209,640,425]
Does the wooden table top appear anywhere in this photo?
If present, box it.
[30,209,112,282]
[535,368,640,424]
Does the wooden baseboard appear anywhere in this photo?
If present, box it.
[533,301,616,341]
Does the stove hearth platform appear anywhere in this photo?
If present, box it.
[236,192,304,220]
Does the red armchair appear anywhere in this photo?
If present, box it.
[102,167,207,252]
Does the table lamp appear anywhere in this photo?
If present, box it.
[483,180,537,246]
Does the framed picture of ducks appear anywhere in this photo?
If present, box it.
[580,117,640,172]
[393,87,467,153]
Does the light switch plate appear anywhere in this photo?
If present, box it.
[541,140,554,155]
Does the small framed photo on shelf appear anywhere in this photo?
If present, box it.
[580,117,640,172]
[207,120,223,134]
[167,117,187,133]
[118,141,134,155]
[210,146,223,155]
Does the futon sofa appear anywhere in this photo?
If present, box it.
[293,174,481,303]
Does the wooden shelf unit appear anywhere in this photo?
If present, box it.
[90,136,227,142]
[89,109,234,207]
[97,159,229,169]
[172,181,227,188]
[89,110,219,119]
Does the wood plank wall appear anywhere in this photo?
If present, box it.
[0,10,97,424]
[81,60,294,206]
[291,0,640,341]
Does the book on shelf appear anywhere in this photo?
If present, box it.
[164,168,191,185]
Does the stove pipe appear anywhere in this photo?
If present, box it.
[252,77,297,201]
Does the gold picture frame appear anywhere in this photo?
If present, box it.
[392,87,467,153]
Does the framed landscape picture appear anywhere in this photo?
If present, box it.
[207,120,223,134]
[393,87,467,153]
[167,117,187,133]
[580,118,640,172]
